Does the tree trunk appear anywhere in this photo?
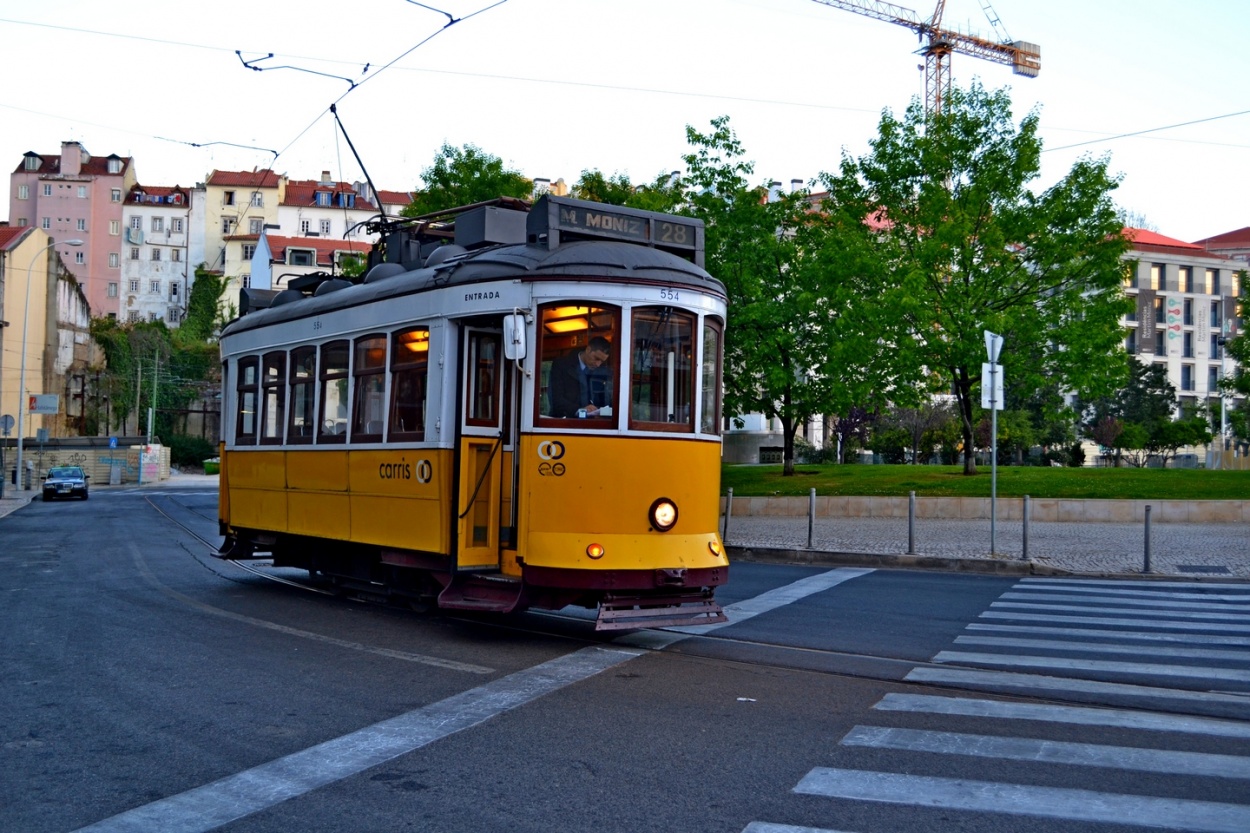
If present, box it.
[782,416,797,476]
[954,367,978,475]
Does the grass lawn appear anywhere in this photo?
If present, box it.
[721,464,1250,501]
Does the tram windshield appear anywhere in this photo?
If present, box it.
[537,304,619,423]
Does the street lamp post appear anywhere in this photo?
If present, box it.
[15,238,82,491]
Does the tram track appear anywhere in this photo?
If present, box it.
[141,492,1248,720]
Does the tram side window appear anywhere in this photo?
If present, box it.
[389,327,429,441]
[701,317,723,435]
[287,346,316,444]
[260,351,286,444]
[318,340,349,444]
[629,307,694,431]
[235,357,259,445]
[536,303,620,424]
[352,335,387,442]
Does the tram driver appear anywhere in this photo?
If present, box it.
[548,336,613,418]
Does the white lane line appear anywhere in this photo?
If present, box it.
[619,567,875,650]
[742,824,856,833]
[905,666,1250,708]
[1021,577,1250,591]
[874,692,1250,738]
[955,635,1250,662]
[840,725,1250,779]
[998,591,1250,612]
[793,768,1250,832]
[933,650,1250,683]
[71,646,641,833]
[966,622,1250,646]
[990,601,1248,621]
[1011,584,1250,602]
[979,611,1250,633]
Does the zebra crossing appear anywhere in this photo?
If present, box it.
[745,576,1250,832]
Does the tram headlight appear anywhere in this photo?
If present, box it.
[649,498,678,532]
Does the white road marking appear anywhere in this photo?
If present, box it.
[979,611,1250,633]
[990,601,1248,621]
[71,646,641,833]
[874,692,1250,738]
[841,725,1250,779]
[955,634,1250,662]
[1021,577,1250,591]
[966,622,1250,646]
[794,768,1250,832]
[998,591,1250,612]
[742,824,856,833]
[933,650,1250,683]
[1012,583,1250,602]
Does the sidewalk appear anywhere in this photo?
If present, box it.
[0,469,219,521]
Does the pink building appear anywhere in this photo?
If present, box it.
[9,141,137,318]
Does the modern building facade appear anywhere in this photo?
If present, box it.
[8,141,137,318]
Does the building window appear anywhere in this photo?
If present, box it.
[1209,366,1221,391]
[252,192,264,207]
[74,252,85,265]
[151,217,164,232]
[289,248,315,266]
[43,184,53,197]
[1183,298,1193,325]
[24,156,39,171]
[1211,334,1222,359]
[221,217,235,234]
[171,218,183,233]
[1211,300,1222,328]
[1153,297,1165,323]
[1154,331,1165,355]
[148,312,158,322]
[1207,269,1221,295]
[109,220,120,236]
[170,282,180,299]
[108,253,119,268]
[1125,330,1137,354]
[1234,274,1242,299]
[15,218,25,227]
[41,217,51,230]
[150,280,161,293]
[17,184,28,200]
[1183,331,1193,357]
[223,190,236,206]
[129,280,140,292]
[241,244,256,260]
[107,282,118,297]
[130,247,140,261]
[249,218,263,235]
[1181,364,1194,391]
[1178,266,1192,292]
[319,219,332,236]
[111,188,122,202]
[1149,263,1163,290]
[131,216,142,230]
[108,158,122,174]
[167,308,181,324]
[128,311,141,323]
[151,249,161,262]
[316,192,331,207]
[300,219,311,236]
[77,185,88,198]
[241,274,251,289]
[76,218,87,231]
[171,248,181,262]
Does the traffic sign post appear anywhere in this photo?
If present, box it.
[984,331,1004,556]
[0,413,13,499]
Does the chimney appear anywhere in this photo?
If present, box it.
[768,181,783,202]
[791,178,804,193]
[60,141,84,176]
[320,170,332,185]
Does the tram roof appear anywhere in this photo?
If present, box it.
[220,237,727,338]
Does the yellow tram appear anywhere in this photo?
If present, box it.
[217,195,728,630]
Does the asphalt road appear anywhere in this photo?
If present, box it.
[2,487,1248,833]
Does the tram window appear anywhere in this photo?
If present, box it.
[536,303,619,424]
[317,340,349,444]
[235,357,259,445]
[287,346,316,444]
[701,317,723,435]
[352,335,387,441]
[260,351,286,445]
[389,327,428,441]
[629,307,695,432]
[466,331,502,426]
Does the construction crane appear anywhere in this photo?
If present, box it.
[811,0,1040,115]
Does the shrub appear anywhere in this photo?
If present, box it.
[167,435,217,468]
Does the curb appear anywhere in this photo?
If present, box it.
[727,545,1068,576]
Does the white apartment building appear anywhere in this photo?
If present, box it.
[119,185,193,325]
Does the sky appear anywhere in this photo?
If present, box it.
[2,0,1248,243]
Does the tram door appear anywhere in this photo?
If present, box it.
[456,327,505,571]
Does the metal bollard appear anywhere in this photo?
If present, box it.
[1022,495,1030,561]
[1143,504,1152,574]
[808,488,816,549]
[908,491,916,555]
[723,487,733,542]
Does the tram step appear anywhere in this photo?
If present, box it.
[595,598,727,632]
[438,575,524,613]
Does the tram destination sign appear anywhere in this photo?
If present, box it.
[528,195,704,267]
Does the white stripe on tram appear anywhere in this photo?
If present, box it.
[954,634,1250,662]
[840,725,1250,779]
[933,650,1250,683]
[979,611,1250,633]
[793,768,1250,832]
[965,622,1250,646]
[71,646,641,833]
[874,692,1250,738]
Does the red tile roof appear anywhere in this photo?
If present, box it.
[1193,226,1250,247]
[0,226,34,251]
[377,189,414,207]
[1123,227,1202,250]
[282,181,378,211]
[266,234,370,266]
[207,169,282,188]
[13,151,131,177]
[128,184,191,205]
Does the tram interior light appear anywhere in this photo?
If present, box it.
[399,330,429,352]
[545,317,589,334]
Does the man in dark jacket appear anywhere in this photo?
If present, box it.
[547,336,612,418]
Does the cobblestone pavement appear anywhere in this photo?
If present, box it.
[724,514,1250,579]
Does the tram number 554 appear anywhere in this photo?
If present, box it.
[659,287,680,301]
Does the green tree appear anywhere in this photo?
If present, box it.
[680,117,894,475]
[572,169,684,212]
[401,143,532,216]
[820,82,1132,475]
[1220,270,1249,449]
[180,265,230,342]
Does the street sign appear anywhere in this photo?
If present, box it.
[28,394,59,414]
[109,436,118,449]
[981,363,1004,410]
[0,414,13,436]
